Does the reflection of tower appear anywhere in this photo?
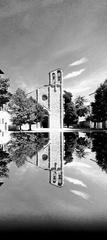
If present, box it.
[36,69,63,129]
[35,131,64,187]
[49,131,64,187]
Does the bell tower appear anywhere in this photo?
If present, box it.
[36,68,63,129]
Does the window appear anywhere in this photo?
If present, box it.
[42,94,48,101]
[57,70,61,81]
[5,122,7,131]
[2,118,4,124]
[52,73,56,84]
[42,154,48,161]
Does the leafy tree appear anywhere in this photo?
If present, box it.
[25,96,42,130]
[74,96,89,117]
[8,88,28,129]
[75,136,90,158]
[91,132,107,173]
[0,148,11,178]
[63,91,78,128]
[64,132,78,164]
[8,88,45,130]
[0,77,11,109]
[91,80,107,122]
[7,132,49,168]
[36,106,49,128]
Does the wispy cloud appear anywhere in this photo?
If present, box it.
[69,57,88,67]
[70,190,90,200]
[64,68,85,79]
[65,176,87,188]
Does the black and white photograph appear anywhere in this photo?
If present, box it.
[0,0,107,234]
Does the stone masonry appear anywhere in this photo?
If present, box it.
[36,68,63,129]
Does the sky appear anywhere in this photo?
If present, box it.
[0,0,107,101]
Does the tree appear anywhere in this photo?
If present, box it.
[75,136,90,158]
[8,88,48,130]
[0,77,11,109]
[91,80,107,122]
[7,132,49,167]
[0,148,11,179]
[8,88,28,129]
[25,96,41,130]
[74,96,89,117]
[63,91,78,128]
[91,132,107,173]
[64,132,78,164]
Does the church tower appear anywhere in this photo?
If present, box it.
[36,68,63,129]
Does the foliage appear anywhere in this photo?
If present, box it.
[75,136,90,158]
[7,132,49,168]
[74,95,89,117]
[64,132,91,164]
[8,88,45,129]
[0,77,11,108]
[64,132,78,164]
[0,148,11,178]
[63,91,78,127]
[91,80,107,122]
[91,132,107,173]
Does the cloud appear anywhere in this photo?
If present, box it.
[69,57,88,67]
[64,176,87,188]
[63,68,85,79]
[70,190,90,200]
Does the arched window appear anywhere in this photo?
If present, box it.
[42,154,48,161]
[42,94,48,101]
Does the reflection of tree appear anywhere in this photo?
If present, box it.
[0,148,11,178]
[64,133,91,164]
[64,132,78,164]
[91,132,107,173]
[7,133,49,168]
[75,137,90,159]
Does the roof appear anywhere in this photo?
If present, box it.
[0,69,4,74]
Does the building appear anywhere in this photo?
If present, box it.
[0,110,11,132]
[29,131,64,188]
[36,68,63,129]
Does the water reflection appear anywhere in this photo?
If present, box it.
[64,132,91,163]
[0,143,11,185]
[0,131,107,188]
[90,132,107,173]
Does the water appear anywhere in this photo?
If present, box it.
[0,130,107,232]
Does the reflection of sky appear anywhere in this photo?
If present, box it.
[64,149,107,219]
[0,131,107,230]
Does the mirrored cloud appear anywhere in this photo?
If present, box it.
[70,190,90,200]
[65,176,87,188]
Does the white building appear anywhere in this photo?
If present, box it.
[0,110,11,132]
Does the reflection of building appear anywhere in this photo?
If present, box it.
[35,131,64,187]
[36,69,63,129]
[0,131,11,150]
[0,110,10,132]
